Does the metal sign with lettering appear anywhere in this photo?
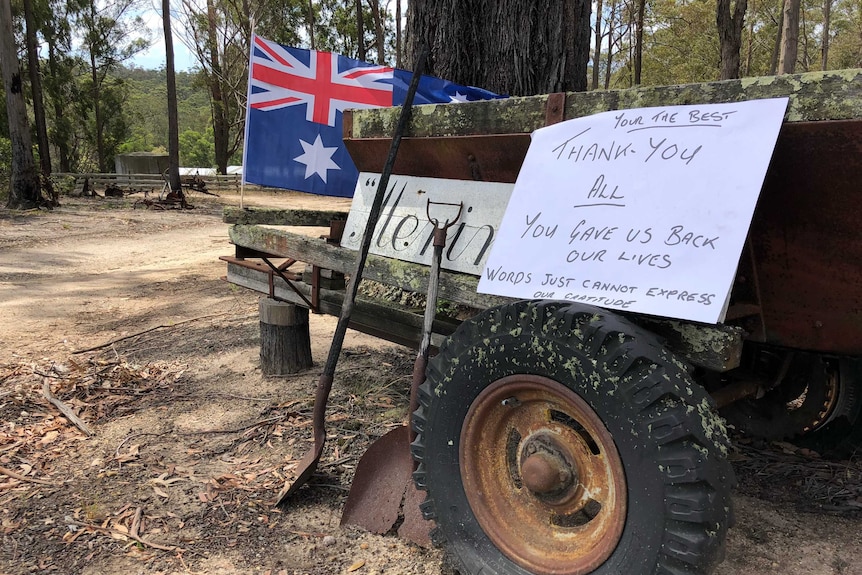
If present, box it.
[477,99,789,324]
[342,173,514,275]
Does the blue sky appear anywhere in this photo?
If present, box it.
[130,8,198,71]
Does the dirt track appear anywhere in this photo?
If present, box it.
[0,192,860,574]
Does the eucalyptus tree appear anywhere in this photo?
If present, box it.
[162,0,181,194]
[778,0,801,72]
[22,0,59,203]
[0,0,42,208]
[717,0,749,79]
[41,0,84,172]
[77,0,151,171]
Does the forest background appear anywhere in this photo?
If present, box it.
[1,0,862,202]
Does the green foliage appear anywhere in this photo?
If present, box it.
[115,67,215,166]
[642,0,721,85]
[595,0,862,89]
[829,0,862,69]
[179,128,215,168]
[7,0,862,182]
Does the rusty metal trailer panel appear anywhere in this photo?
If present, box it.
[341,69,862,356]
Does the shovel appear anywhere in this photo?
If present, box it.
[341,200,463,546]
[274,45,429,507]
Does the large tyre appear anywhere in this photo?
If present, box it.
[412,301,735,575]
[799,358,862,458]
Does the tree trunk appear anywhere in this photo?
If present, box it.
[605,0,617,89]
[258,298,312,375]
[356,0,365,60]
[206,0,229,174]
[86,2,108,172]
[89,51,107,172]
[769,0,784,74]
[46,40,71,172]
[368,0,385,64]
[406,0,591,96]
[307,0,315,50]
[395,0,402,67]
[778,0,800,74]
[22,0,53,201]
[163,0,182,197]
[744,0,755,76]
[592,0,603,90]
[800,4,810,71]
[633,0,645,85]
[820,0,831,70]
[717,0,749,80]
[1,0,42,209]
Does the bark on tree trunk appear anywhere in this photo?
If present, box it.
[769,0,784,74]
[356,0,365,61]
[395,0,402,67]
[86,2,108,173]
[633,0,645,85]
[368,0,385,63]
[717,0,749,80]
[206,0,229,174]
[605,0,617,89]
[259,298,313,375]
[592,0,603,90]
[778,0,800,74]
[821,0,831,70]
[90,50,107,172]
[22,0,54,204]
[307,0,315,50]
[163,0,183,196]
[406,0,591,96]
[744,3,755,76]
[1,0,42,209]
[46,41,71,172]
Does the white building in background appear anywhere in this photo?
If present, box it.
[179,167,216,176]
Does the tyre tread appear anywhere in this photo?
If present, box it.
[411,300,734,575]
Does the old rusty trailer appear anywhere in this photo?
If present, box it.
[224,69,862,575]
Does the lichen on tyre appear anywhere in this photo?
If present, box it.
[411,300,735,575]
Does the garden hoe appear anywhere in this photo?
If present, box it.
[274,46,428,507]
[341,200,463,546]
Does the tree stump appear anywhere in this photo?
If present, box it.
[259,297,313,375]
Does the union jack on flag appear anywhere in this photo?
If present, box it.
[243,35,504,197]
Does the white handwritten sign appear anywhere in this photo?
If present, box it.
[342,173,514,274]
[477,98,789,324]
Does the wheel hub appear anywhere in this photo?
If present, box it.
[520,435,577,501]
[460,374,627,575]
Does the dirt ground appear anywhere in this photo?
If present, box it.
[0,189,860,575]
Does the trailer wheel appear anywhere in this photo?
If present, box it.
[799,358,862,457]
[412,301,735,575]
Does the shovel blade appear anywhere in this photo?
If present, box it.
[341,426,432,542]
[274,442,324,506]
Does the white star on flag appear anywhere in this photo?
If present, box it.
[449,91,471,103]
[294,135,340,182]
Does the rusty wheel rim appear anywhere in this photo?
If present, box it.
[460,375,627,575]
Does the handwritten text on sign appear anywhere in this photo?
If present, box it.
[477,99,789,324]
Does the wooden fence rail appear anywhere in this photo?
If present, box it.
[53,172,243,194]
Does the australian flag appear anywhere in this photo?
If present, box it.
[243,35,505,197]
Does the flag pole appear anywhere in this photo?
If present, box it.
[240,27,257,210]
